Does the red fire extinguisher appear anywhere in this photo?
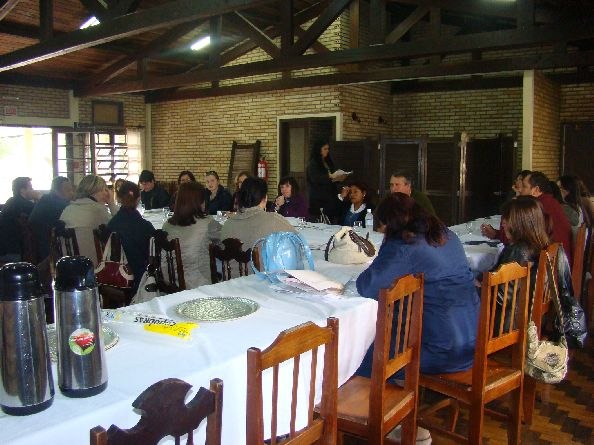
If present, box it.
[257,156,268,182]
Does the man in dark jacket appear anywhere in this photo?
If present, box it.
[0,177,39,262]
[29,176,74,260]
[139,170,170,210]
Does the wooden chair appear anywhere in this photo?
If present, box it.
[246,318,339,445]
[93,224,112,264]
[208,238,255,283]
[93,226,134,308]
[49,221,80,278]
[153,229,186,294]
[572,224,588,300]
[332,273,424,445]
[523,243,560,425]
[90,377,223,445]
[418,262,530,445]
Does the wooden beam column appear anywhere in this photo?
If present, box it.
[209,15,222,88]
[39,0,53,40]
[517,0,535,30]
[349,0,359,48]
[369,0,386,45]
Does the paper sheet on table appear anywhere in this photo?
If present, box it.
[329,169,352,179]
[285,269,344,293]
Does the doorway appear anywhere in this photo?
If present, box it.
[279,117,336,197]
[561,122,594,192]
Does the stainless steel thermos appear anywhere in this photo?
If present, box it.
[0,263,54,415]
[54,256,107,397]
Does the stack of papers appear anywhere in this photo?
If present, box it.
[282,269,345,294]
[329,169,353,179]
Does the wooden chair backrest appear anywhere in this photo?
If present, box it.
[476,262,530,388]
[208,238,253,283]
[152,230,186,294]
[572,224,588,299]
[246,318,338,445]
[49,221,80,278]
[531,243,561,336]
[90,377,223,445]
[93,224,112,264]
[369,273,423,437]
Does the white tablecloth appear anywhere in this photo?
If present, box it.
[1,258,377,445]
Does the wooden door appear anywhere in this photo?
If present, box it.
[279,118,335,197]
[331,139,379,204]
[464,134,516,221]
[425,138,460,226]
[562,122,594,192]
[379,136,426,197]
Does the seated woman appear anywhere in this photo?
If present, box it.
[232,170,251,212]
[205,170,233,215]
[60,174,118,266]
[162,182,220,288]
[169,170,196,210]
[488,196,550,331]
[558,175,589,239]
[338,181,373,227]
[274,176,308,218]
[107,181,155,293]
[356,193,479,376]
[221,177,295,252]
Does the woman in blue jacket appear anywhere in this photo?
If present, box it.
[356,193,479,376]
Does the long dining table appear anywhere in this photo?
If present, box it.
[1,215,501,444]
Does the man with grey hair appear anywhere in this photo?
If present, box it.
[389,171,436,216]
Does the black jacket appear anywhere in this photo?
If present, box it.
[28,192,70,259]
[306,158,339,218]
[205,185,233,215]
[0,195,35,256]
[141,184,170,210]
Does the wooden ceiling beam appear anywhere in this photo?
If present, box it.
[295,25,328,53]
[0,71,74,89]
[370,0,386,44]
[289,0,351,56]
[388,0,516,19]
[79,18,594,96]
[146,49,594,102]
[385,5,429,44]
[0,0,274,72]
[0,0,21,21]
[39,0,53,41]
[227,12,280,58]
[280,0,293,56]
[79,20,204,93]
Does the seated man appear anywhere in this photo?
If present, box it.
[0,177,40,262]
[139,170,170,210]
[389,171,436,216]
[29,176,74,261]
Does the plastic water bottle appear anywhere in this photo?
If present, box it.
[364,209,374,230]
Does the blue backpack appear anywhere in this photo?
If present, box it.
[250,232,314,276]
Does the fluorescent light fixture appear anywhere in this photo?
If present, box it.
[191,35,211,51]
[80,16,100,29]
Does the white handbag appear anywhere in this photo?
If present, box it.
[324,226,376,265]
[131,237,161,304]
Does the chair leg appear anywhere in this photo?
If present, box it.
[467,403,484,445]
[508,387,522,445]
[401,411,417,444]
[523,376,536,425]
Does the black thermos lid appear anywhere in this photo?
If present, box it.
[54,256,96,291]
[0,262,41,302]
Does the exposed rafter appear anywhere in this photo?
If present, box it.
[385,5,429,44]
[0,0,274,72]
[0,0,21,21]
[226,12,280,58]
[146,49,594,102]
[78,18,594,96]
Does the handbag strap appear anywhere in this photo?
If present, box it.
[544,251,566,338]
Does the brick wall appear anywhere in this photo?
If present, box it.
[560,82,594,122]
[531,71,560,178]
[150,87,341,187]
[78,94,146,127]
[340,83,392,140]
[0,85,69,118]
[391,88,523,148]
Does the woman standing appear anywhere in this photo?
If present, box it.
[60,174,118,266]
[274,176,308,218]
[356,193,479,376]
[107,181,155,293]
[163,182,220,288]
[338,181,373,227]
[306,140,346,222]
[204,170,233,215]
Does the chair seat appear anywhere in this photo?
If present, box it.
[420,359,521,404]
[336,376,415,436]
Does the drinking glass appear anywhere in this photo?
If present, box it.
[138,202,145,216]
[297,217,306,229]
[353,221,363,232]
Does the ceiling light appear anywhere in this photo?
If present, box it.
[191,36,211,51]
[80,16,100,29]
